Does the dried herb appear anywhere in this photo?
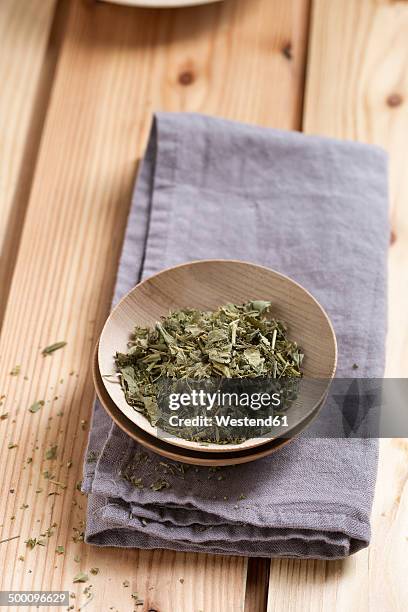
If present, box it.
[0,535,20,545]
[8,443,18,450]
[10,365,21,376]
[41,524,57,538]
[150,479,170,491]
[45,445,58,460]
[25,537,45,550]
[1,413,8,421]
[49,480,67,489]
[114,301,303,442]
[131,593,144,606]
[87,450,99,462]
[29,401,44,414]
[43,470,55,480]
[73,571,88,583]
[56,545,65,554]
[90,567,99,575]
[41,341,67,356]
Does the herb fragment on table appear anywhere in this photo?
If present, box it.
[10,365,21,376]
[8,443,18,449]
[122,580,130,588]
[41,341,67,356]
[72,528,84,543]
[25,538,45,549]
[1,413,8,420]
[73,571,88,583]
[131,593,144,606]
[43,470,55,480]
[56,545,65,554]
[45,445,58,460]
[29,400,44,413]
[0,534,20,544]
[90,567,99,575]
[41,524,57,538]
[352,363,359,370]
[49,480,67,489]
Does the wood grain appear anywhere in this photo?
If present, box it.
[0,0,310,610]
[0,0,58,327]
[267,1,408,611]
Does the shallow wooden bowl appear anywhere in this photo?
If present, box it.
[93,345,324,466]
[98,259,337,453]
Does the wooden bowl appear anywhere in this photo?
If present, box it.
[93,345,324,466]
[98,259,337,453]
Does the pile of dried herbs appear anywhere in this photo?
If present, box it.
[114,301,303,442]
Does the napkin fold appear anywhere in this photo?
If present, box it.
[83,113,388,559]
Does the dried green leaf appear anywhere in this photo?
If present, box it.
[29,401,44,413]
[41,342,67,356]
[150,479,170,491]
[73,571,88,583]
[25,538,45,549]
[45,445,58,460]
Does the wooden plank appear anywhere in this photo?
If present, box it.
[267,1,408,610]
[0,0,310,610]
[0,0,58,327]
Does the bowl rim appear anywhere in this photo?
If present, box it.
[98,258,338,451]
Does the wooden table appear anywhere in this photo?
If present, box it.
[0,1,407,610]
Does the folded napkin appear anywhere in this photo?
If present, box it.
[83,113,388,559]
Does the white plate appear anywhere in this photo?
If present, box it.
[99,0,223,7]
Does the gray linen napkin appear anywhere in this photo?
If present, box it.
[83,113,388,559]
